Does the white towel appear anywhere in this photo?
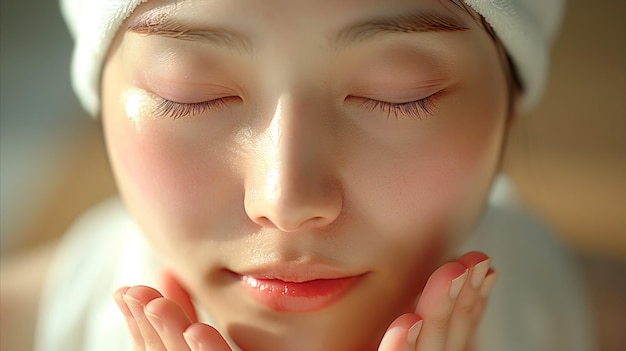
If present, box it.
[464,0,565,110]
[61,0,565,116]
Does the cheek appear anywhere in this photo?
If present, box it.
[102,97,242,245]
[114,125,208,207]
[347,104,506,265]
[354,128,501,233]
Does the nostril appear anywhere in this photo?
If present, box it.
[268,216,334,233]
[254,216,277,229]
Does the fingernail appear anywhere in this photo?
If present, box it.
[184,332,201,351]
[112,291,124,304]
[145,310,163,332]
[480,271,498,297]
[377,326,401,351]
[406,320,423,346]
[449,269,468,300]
[470,258,491,289]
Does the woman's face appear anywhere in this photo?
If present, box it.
[102,0,509,349]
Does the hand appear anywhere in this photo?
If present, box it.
[378,251,497,351]
[113,272,232,351]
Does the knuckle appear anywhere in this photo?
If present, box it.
[428,315,451,331]
[455,302,475,316]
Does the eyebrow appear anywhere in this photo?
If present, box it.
[127,10,252,53]
[126,9,469,53]
[334,11,470,47]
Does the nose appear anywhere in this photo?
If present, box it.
[243,96,342,232]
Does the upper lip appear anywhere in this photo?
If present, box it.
[232,262,362,283]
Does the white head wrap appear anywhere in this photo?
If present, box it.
[61,0,565,116]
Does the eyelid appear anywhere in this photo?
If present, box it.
[150,88,238,105]
[348,91,440,119]
[138,73,242,103]
[138,80,242,119]
[348,77,448,98]
[152,95,240,119]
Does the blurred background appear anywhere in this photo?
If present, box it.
[1,0,624,350]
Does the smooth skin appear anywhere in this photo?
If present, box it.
[101,0,512,349]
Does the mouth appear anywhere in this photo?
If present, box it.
[230,264,365,313]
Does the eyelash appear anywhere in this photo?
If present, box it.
[152,94,437,120]
[355,95,437,119]
[153,97,233,119]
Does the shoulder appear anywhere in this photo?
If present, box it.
[33,197,158,351]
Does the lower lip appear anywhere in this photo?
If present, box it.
[239,275,361,312]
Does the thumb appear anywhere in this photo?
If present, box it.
[158,270,199,322]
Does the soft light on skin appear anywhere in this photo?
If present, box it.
[265,98,282,201]
[122,89,150,130]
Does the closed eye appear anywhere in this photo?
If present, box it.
[153,96,240,119]
[352,94,437,119]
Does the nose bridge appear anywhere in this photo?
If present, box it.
[262,96,313,202]
[272,94,319,174]
[244,93,342,232]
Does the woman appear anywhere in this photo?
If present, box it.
[35,0,594,350]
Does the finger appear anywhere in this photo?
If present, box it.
[471,269,497,328]
[446,252,491,351]
[461,269,498,349]
[145,297,193,351]
[378,313,423,351]
[113,287,145,351]
[414,262,468,350]
[124,286,167,351]
[159,270,198,322]
[184,323,233,351]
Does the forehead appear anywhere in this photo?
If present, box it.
[125,0,481,49]
[132,0,474,18]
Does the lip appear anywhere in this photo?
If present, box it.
[232,264,364,312]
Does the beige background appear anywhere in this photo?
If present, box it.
[504,0,625,261]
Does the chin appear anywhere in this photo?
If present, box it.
[201,286,414,351]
